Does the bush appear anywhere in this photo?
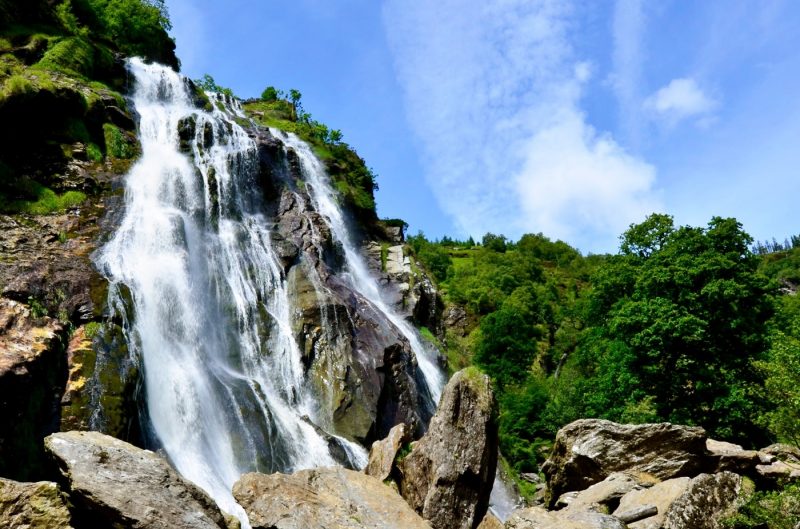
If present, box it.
[260,86,278,101]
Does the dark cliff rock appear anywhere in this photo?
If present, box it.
[0,299,67,481]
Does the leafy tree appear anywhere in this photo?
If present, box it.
[585,215,773,445]
[482,232,508,252]
[261,86,278,101]
[474,307,542,388]
[755,332,800,447]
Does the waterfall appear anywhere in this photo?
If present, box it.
[273,131,445,408]
[97,59,371,526]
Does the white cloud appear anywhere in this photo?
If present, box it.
[382,0,661,252]
[644,78,718,126]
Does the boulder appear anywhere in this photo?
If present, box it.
[0,477,74,529]
[706,439,765,474]
[366,422,412,481]
[397,368,498,529]
[542,420,708,506]
[612,477,691,529]
[44,431,229,529]
[477,513,504,529]
[232,467,431,529]
[755,460,800,482]
[506,507,627,529]
[0,298,67,480]
[661,472,743,529]
[562,472,651,513]
[760,443,800,464]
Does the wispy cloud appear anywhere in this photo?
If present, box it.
[643,78,719,127]
[382,0,660,251]
[610,0,647,146]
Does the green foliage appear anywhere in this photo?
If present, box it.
[27,296,47,318]
[482,232,508,252]
[84,0,176,66]
[260,85,278,101]
[725,482,800,529]
[36,36,95,77]
[55,0,87,36]
[103,122,135,158]
[195,74,234,97]
[1,74,35,98]
[756,331,800,447]
[0,178,86,214]
[86,141,102,161]
[583,215,773,445]
[474,308,541,388]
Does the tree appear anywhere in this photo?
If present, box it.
[474,307,542,388]
[756,332,800,447]
[586,216,773,445]
[482,232,508,252]
[261,86,278,101]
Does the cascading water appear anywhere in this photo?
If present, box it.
[97,59,370,526]
[273,131,446,408]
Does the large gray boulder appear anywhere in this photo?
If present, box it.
[662,472,744,529]
[542,420,709,507]
[0,477,74,529]
[44,431,229,529]
[396,368,499,529]
[232,467,431,529]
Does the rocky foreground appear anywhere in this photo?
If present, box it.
[1,369,799,528]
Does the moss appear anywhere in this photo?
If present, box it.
[86,142,102,162]
[1,74,35,99]
[0,178,86,214]
[380,243,389,272]
[35,36,95,78]
[103,122,135,159]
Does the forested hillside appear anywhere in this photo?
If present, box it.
[409,214,800,524]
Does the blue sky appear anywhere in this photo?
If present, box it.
[166,0,800,254]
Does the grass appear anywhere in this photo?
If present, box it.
[103,123,135,159]
[0,178,86,215]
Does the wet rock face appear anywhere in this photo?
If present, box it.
[60,322,140,442]
[396,368,498,529]
[274,180,432,445]
[233,468,432,529]
[45,431,229,529]
[0,299,67,480]
[0,477,74,529]
[542,419,709,507]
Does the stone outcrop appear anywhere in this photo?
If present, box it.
[0,477,74,529]
[506,507,627,529]
[560,472,654,514]
[45,431,229,529]
[366,422,412,482]
[542,419,709,506]
[0,299,67,480]
[395,368,498,529]
[232,467,431,529]
[660,472,743,529]
[612,477,690,529]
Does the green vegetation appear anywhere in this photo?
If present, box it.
[0,177,86,214]
[726,482,800,529]
[244,88,377,223]
[410,215,800,496]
